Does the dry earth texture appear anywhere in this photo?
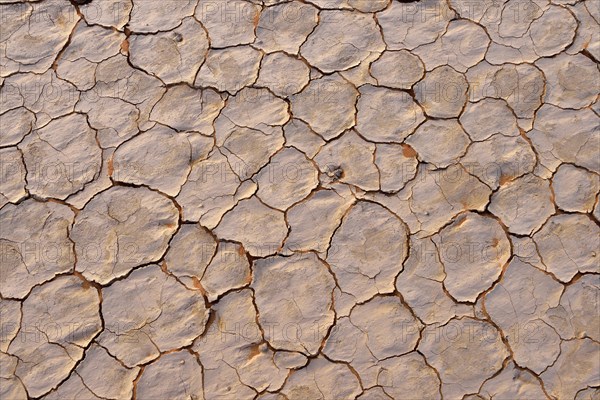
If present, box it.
[0,0,599,399]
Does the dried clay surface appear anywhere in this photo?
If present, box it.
[0,0,599,399]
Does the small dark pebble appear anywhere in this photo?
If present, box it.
[328,165,344,180]
[70,0,93,5]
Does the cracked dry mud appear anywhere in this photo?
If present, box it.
[0,0,599,399]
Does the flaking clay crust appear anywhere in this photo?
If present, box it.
[0,0,599,399]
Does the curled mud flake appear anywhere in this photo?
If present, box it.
[414,65,468,119]
[214,197,287,257]
[255,1,319,54]
[136,350,204,400]
[528,105,600,175]
[7,276,102,398]
[412,19,490,72]
[195,46,262,94]
[3,0,79,74]
[112,125,192,196]
[488,174,555,236]
[418,318,509,400]
[65,343,140,399]
[0,147,27,208]
[396,236,473,326]
[290,74,359,140]
[273,351,308,370]
[194,289,291,393]
[405,119,470,168]
[432,212,511,303]
[56,22,125,91]
[163,223,217,290]
[533,213,600,282]
[324,296,423,387]
[256,53,311,97]
[460,133,537,191]
[195,0,260,48]
[460,99,520,142]
[485,258,564,374]
[326,201,409,306]
[79,0,132,30]
[300,10,385,73]
[150,85,224,134]
[348,0,390,12]
[479,361,548,400]
[255,147,319,211]
[314,130,379,191]
[540,339,600,400]
[0,107,35,147]
[98,265,209,367]
[128,0,197,33]
[552,164,600,213]
[0,199,75,299]
[370,50,425,90]
[371,163,492,237]
[252,253,336,355]
[284,188,354,255]
[19,114,102,200]
[377,0,455,50]
[70,186,179,285]
[356,85,425,143]
[328,165,344,181]
[544,274,600,342]
[200,242,251,302]
[536,52,600,110]
[129,17,209,85]
[280,356,362,400]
